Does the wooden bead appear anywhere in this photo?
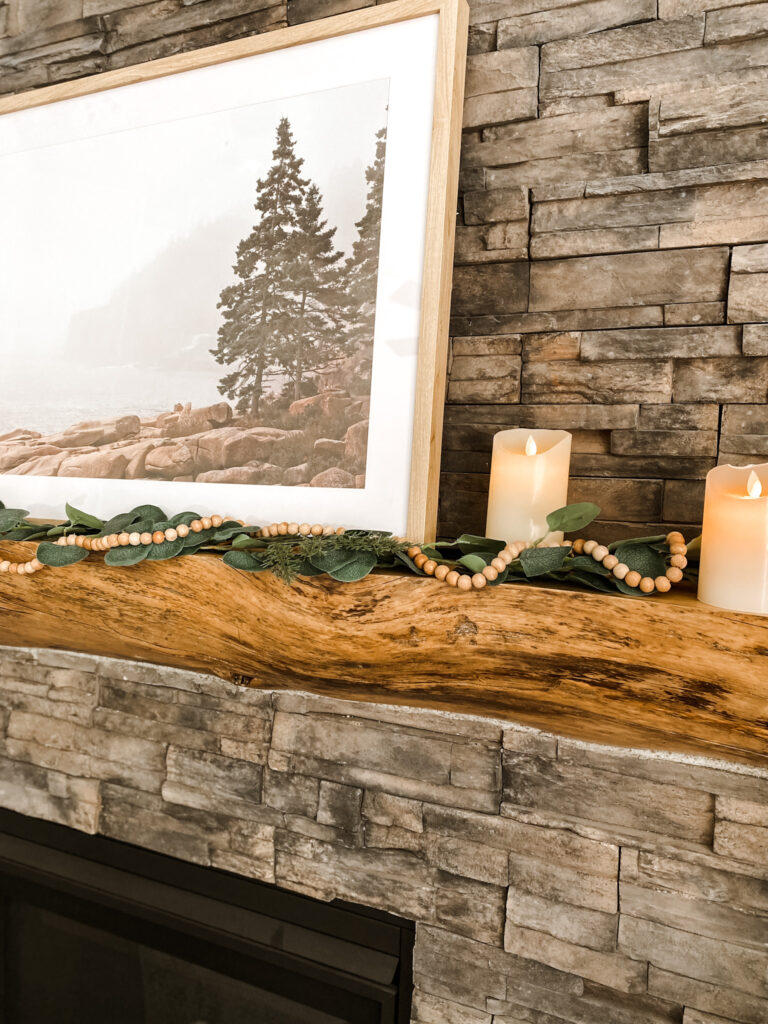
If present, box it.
[624,570,642,588]
[571,539,585,554]
[323,526,334,536]
[66,534,77,546]
[445,570,460,587]
[73,535,84,547]
[583,540,597,555]
[655,576,672,592]
[670,554,687,569]
[108,534,119,547]
[299,524,310,535]
[190,520,203,533]
[8,563,18,574]
[491,557,506,573]
[666,566,684,583]
[152,531,165,544]
[592,545,609,562]
[268,523,279,537]
[287,523,299,535]
[118,532,130,546]
[612,563,630,580]
[407,546,422,559]
[471,573,487,589]
[482,565,498,581]
[0,561,9,572]
[457,574,472,591]
[434,564,450,581]
[164,528,178,542]
[335,527,345,535]
[423,560,437,575]
[29,558,42,571]
[498,550,512,566]
[667,531,685,546]
[602,554,619,570]
[639,577,655,593]
[56,536,67,546]
[202,517,213,530]
[140,532,153,546]
[176,523,190,538]
[669,543,687,556]
[211,515,224,528]
[276,522,288,535]
[507,543,523,559]
[83,537,93,550]
[128,532,142,546]
[311,524,324,536]
[414,553,428,569]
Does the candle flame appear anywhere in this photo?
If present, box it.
[525,435,537,456]
[747,470,763,499]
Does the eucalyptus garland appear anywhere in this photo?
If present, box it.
[0,498,698,597]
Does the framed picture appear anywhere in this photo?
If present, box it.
[0,0,467,540]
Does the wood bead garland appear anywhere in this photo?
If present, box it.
[407,531,688,594]
[570,530,689,593]
[49,514,243,555]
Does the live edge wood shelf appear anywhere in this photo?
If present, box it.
[1,541,766,770]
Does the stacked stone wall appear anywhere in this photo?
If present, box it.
[1,645,767,1024]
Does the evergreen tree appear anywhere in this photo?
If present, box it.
[280,183,347,400]
[212,118,309,415]
[344,127,387,355]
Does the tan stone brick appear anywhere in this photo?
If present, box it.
[674,357,768,402]
[498,0,655,49]
[705,2,768,45]
[522,359,673,404]
[650,965,768,1024]
[463,88,537,129]
[715,820,768,866]
[529,249,729,312]
[452,263,530,316]
[581,325,740,361]
[620,915,768,998]
[464,46,538,97]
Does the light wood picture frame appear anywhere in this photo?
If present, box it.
[0,0,468,541]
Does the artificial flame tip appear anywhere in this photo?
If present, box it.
[525,435,537,457]
[747,470,763,499]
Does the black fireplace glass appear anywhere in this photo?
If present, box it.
[0,809,414,1024]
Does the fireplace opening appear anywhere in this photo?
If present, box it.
[0,809,414,1023]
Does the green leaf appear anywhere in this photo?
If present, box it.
[614,579,648,598]
[567,555,611,577]
[458,553,491,573]
[65,503,103,530]
[0,509,29,532]
[296,560,325,577]
[608,534,665,552]
[394,550,425,576]
[213,521,249,542]
[169,511,201,526]
[519,546,570,577]
[145,538,185,560]
[36,542,90,567]
[456,534,505,555]
[686,535,701,560]
[613,542,666,580]
[127,504,166,524]
[100,511,138,535]
[546,503,600,535]
[104,545,150,567]
[223,550,268,572]
[232,533,261,549]
[569,570,617,593]
[311,549,378,582]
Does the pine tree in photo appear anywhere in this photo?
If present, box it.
[344,126,387,359]
[280,183,348,401]
[212,117,309,415]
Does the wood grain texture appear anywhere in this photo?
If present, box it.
[1,542,766,768]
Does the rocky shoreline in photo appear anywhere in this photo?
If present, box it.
[0,393,370,489]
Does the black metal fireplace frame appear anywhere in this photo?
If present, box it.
[0,808,414,1023]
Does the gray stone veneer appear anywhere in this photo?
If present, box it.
[1,643,767,1023]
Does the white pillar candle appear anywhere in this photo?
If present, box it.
[698,463,768,615]
[485,429,572,545]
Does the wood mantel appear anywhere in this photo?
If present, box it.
[1,541,766,769]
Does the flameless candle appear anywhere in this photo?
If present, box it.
[698,464,768,615]
[485,429,572,545]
